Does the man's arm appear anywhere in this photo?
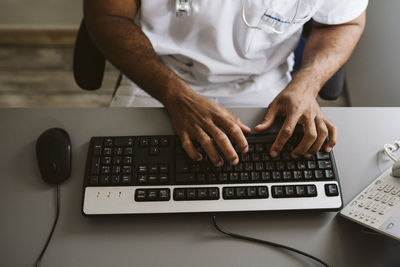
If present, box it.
[84,0,250,166]
[255,12,366,158]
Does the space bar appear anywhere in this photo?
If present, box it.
[245,135,276,143]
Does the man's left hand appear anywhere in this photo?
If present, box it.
[254,80,337,159]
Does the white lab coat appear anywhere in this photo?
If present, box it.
[111,0,368,107]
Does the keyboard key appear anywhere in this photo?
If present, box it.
[306,185,317,197]
[229,173,239,182]
[272,186,284,198]
[122,166,132,174]
[307,161,317,169]
[89,176,99,185]
[115,138,134,146]
[208,173,217,182]
[100,175,110,185]
[111,175,120,184]
[187,189,196,199]
[102,156,111,165]
[160,137,169,146]
[315,170,324,179]
[159,189,170,201]
[245,162,254,171]
[240,172,249,182]
[135,189,146,201]
[316,152,330,160]
[159,174,169,183]
[101,166,110,174]
[295,186,306,197]
[284,186,295,197]
[255,162,264,171]
[218,173,227,182]
[257,187,269,198]
[304,170,313,179]
[104,138,113,146]
[148,190,158,200]
[150,137,160,146]
[247,187,257,197]
[137,174,147,184]
[255,144,264,152]
[272,171,281,181]
[103,147,112,156]
[149,174,158,183]
[91,157,100,174]
[325,184,339,196]
[149,146,160,155]
[236,187,246,198]
[159,164,169,173]
[139,138,149,146]
[123,156,132,164]
[276,162,285,170]
[209,188,220,199]
[93,145,102,156]
[197,173,206,183]
[241,153,250,162]
[124,147,133,155]
[121,175,132,185]
[297,161,306,169]
[283,171,292,180]
[325,170,334,178]
[149,165,159,173]
[293,171,302,180]
[261,171,270,181]
[114,147,123,155]
[197,188,208,199]
[138,165,147,173]
[113,156,122,164]
[318,160,332,169]
[223,187,235,199]
[174,189,185,200]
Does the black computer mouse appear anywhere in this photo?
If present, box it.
[36,128,72,185]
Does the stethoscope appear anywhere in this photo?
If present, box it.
[175,0,301,34]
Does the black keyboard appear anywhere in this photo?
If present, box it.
[82,134,342,215]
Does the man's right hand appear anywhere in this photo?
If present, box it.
[163,86,251,167]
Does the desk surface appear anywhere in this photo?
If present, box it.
[1,107,400,267]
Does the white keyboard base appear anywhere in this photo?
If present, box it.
[83,181,342,215]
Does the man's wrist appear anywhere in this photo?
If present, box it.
[290,67,323,97]
[158,74,193,108]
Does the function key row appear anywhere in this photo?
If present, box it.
[176,160,333,174]
[175,170,334,185]
[135,188,170,201]
[174,187,220,201]
[89,174,132,186]
[139,136,169,147]
[223,186,269,200]
[271,185,317,198]
[93,146,133,156]
[93,137,134,147]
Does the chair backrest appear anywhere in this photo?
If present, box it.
[73,20,106,90]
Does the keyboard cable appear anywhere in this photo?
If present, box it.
[34,185,60,267]
[212,216,329,267]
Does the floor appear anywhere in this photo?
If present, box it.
[0,46,349,107]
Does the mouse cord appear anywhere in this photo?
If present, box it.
[211,216,329,267]
[34,185,60,267]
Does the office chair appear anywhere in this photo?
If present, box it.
[73,20,344,101]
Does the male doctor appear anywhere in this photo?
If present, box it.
[84,0,367,166]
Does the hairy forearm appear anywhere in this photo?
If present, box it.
[84,4,187,104]
[293,12,366,96]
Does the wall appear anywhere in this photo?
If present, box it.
[345,0,400,106]
[0,0,81,28]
